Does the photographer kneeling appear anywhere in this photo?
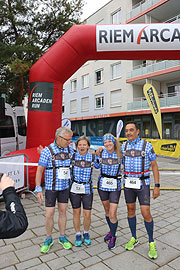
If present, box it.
[0,173,28,239]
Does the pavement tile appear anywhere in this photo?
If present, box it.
[168,256,180,269]
[15,258,41,270]
[65,250,90,263]
[85,262,111,270]
[104,251,157,270]
[15,245,41,261]
[157,231,180,251]
[47,257,71,269]
[65,262,84,270]
[0,252,19,269]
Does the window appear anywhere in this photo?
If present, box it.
[81,97,89,112]
[17,116,26,136]
[82,74,89,89]
[167,82,180,97]
[95,95,104,109]
[110,89,122,107]
[111,9,121,24]
[111,62,121,79]
[71,79,77,92]
[70,99,77,114]
[95,69,103,84]
[0,116,15,138]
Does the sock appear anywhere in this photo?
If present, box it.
[128,216,137,239]
[109,221,118,237]
[106,216,111,230]
[46,236,52,241]
[76,232,81,236]
[83,231,88,234]
[144,220,154,243]
[59,234,65,239]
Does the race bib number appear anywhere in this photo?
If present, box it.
[125,177,140,189]
[71,182,86,194]
[58,167,70,179]
[102,177,117,189]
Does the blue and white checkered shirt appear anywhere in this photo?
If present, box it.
[121,136,156,185]
[71,152,98,194]
[95,149,121,191]
[38,142,74,191]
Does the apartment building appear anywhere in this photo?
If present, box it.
[63,0,180,139]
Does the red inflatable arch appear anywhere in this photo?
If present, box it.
[11,24,180,189]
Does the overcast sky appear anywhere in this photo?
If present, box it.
[81,0,110,20]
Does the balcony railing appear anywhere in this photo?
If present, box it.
[165,14,180,23]
[127,92,180,111]
[126,0,161,21]
[127,60,180,80]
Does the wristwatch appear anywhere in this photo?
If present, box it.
[34,185,42,194]
[154,183,160,187]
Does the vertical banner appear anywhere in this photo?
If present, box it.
[116,120,124,138]
[143,83,162,139]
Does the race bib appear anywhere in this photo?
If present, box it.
[71,182,86,194]
[58,167,70,179]
[102,177,117,189]
[125,177,141,189]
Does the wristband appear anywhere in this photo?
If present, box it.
[34,185,42,194]
[154,183,160,187]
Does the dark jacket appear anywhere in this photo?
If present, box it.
[0,187,28,239]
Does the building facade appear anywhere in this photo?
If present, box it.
[63,0,180,139]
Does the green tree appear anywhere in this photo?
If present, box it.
[0,0,85,105]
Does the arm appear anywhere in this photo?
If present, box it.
[0,174,28,239]
[151,160,160,199]
[35,165,45,205]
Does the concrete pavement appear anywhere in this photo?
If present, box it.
[1,156,180,270]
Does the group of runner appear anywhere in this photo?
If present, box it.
[34,121,160,259]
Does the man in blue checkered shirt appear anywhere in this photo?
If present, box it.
[122,121,160,260]
[35,127,74,253]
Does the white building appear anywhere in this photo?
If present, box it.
[63,0,180,139]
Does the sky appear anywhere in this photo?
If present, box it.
[81,0,110,21]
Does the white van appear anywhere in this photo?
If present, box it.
[0,103,26,156]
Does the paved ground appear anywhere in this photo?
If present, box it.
[1,156,180,270]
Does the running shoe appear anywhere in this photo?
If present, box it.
[75,234,82,247]
[148,241,157,259]
[83,233,91,245]
[125,237,139,250]
[40,238,54,253]
[108,236,116,250]
[104,232,111,243]
[59,236,72,250]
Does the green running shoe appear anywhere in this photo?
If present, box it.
[40,238,54,253]
[59,236,72,250]
[125,237,139,250]
[148,241,157,259]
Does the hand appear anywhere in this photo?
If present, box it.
[36,192,43,205]
[0,174,15,191]
[95,147,103,156]
[153,187,160,199]
[37,145,44,155]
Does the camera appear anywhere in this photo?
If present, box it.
[0,173,4,181]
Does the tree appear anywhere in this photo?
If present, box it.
[0,0,85,105]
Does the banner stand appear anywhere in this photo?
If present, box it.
[0,154,36,198]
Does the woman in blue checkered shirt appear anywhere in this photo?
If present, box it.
[95,133,122,250]
[69,136,97,247]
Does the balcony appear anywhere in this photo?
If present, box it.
[127,60,180,80]
[127,92,180,111]
[126,0,162,21]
